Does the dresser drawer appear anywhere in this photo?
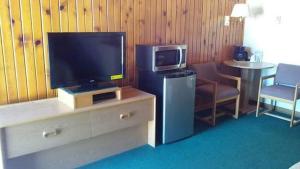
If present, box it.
[90,99,153,137]
[5,113,91,158]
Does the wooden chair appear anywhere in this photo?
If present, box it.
[190,63,241,126]
[256,63,300,127]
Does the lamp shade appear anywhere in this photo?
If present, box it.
[231,4,249,17]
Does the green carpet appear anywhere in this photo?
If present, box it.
[79,114,300,169]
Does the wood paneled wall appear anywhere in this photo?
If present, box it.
[0,0,245,105]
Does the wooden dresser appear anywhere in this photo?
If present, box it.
[0,87,156,169]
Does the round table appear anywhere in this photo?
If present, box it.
[224,60,275,114]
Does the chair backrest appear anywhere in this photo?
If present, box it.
[275,63,300,86]
[189,62,219,81]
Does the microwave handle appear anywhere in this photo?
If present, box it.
[178,47,183,68]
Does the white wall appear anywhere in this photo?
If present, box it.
[243,0,300,113]
[244,0,300,64]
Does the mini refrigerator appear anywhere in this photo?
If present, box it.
[136,44,196,145]
[162,71,196,143]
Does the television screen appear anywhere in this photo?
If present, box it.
[48,32,125,89]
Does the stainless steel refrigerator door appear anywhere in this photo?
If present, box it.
[162,74,196,144]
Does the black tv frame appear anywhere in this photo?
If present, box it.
[48,32,126,92]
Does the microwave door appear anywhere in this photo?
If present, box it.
[153,49,182,72]
[155,45,183,67]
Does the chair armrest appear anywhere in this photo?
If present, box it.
[196,77,217,86]
[261,74,276,81]
[218,73,241,91]
[196,77,217,100]
[258,74,276,96]
[259,74,276,88]
[218,73,240,81]
[294,84,300,101]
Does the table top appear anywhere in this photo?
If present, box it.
[224,60,275,70]
[0,87,155,128]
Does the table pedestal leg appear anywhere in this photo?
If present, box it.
[239,69,261,114]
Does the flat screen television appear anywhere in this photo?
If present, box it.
[48,32,125,91]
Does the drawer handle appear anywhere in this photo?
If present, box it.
[120,112,134,120]
[42,129,60,138]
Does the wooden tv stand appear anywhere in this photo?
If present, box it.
[0,87,156,169]
[58,86,122,109]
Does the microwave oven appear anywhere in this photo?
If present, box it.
[136,44,187,72]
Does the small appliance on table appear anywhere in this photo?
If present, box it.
[136,44,196,145]
[233,46,249,61]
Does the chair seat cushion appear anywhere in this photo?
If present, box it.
[196,84,239,101]
[260,85,297,101]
